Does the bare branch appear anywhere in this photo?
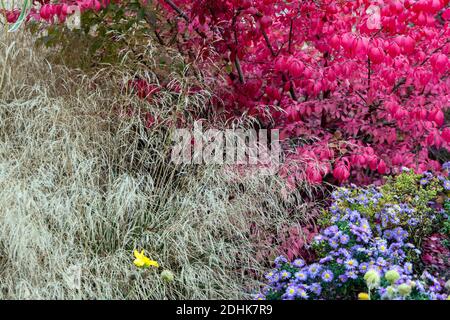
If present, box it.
[163,0,190,22]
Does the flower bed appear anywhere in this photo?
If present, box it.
[256,167,450,300]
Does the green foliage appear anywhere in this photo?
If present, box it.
[28,1,182,72]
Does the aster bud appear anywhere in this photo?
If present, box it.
[385,270,400,284]
[364,269,381,289]
[386,285,397,299]
[397,283,412,296]
[161,270,175,283]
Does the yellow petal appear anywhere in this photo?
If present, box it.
[134,249,142,259]
[134,258,145,268]
[142,256,158,268]
[148,260,159,268]
[358,292,370,300]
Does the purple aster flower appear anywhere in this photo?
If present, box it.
[338,248,351,258]
[407,218,419,226]
[319,256,333,264]
[266,272,281,285]
[442,162,450,171]
[348,210,360,222]
[321,270,334,282]
[308,263,321,277]
[376,257,387,267]
[344,258,359,269]
[340,234,350,245]
[292,258,305,268]
[359,262,369,273]
[254,293,266,300]
[430,283,442,292]
[392,227,408,242]
[401,262,411,274]
[345,270,358,279]
[443,180,450,190]
[284,285,298,299]
[330,203,339,214]
[265,271,277,281]
[359,218,371,233]
[357,194,369,205]
[294,270,308,281]
[328,238,339,249]
[313,235,325,244]
[298,289,309,299]
[310,283,322,296]
[324,225,339,237]
[424,171,433,178]
[280,270,291,280]
[274,256,288,267]
[383,230,393,239]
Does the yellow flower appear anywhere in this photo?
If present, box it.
[133,250,159,268]
[358,292,370,300]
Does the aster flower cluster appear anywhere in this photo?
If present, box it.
[330,167,450,245]
[256,167,450,300]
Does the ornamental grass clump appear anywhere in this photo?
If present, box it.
[257,168,450,300]
[0,30,321,299]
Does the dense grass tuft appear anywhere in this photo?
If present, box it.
[0,31,320,299]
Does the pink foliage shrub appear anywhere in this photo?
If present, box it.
[158,0,450,186]
[421,233,450,278]
[5,0,450,186]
